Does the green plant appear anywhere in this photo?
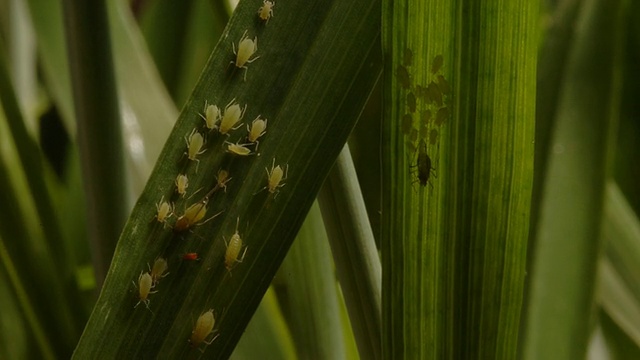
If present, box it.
[0,0,638,358]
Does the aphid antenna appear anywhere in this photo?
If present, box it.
[201,209,224,226]
[186,186,204,200]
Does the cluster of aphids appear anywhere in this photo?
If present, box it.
[133,1,281,353]
[396,49,451,187]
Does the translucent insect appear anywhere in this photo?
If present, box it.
[406,92,416,113]
[401,114,413,135]
[419,120,429,139]
[174,198,220,232]
[437,75,450,95]
[155,196,174,225]
[182,252,200,261]
[175,174,189,197]
[225,141,254,156]
[421,109,432,124]
[133,272,156,310]
[429,129,439,145]
[257,1,275,23]
[264,158,288,196]
[224,217,247,272]
[426,81,443,106]
[149,258,169,285]
[431,54,444,74]
[219,99,246,135]
[190,309,219,350]
[200,102,221,131]
[185,129,206,171]
[395,65,411,89]
[231,31,260,81]
[409,128,418,142]
[435,107,450,126]
[403,48,413,67]
[214,169,232,192]
[246,116,267,149]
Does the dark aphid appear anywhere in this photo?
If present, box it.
[435,107,450,126]
[409,128,418,142]
[431,54,444,74]
[426,81,443,106]
[412,140,434,187]
[403,48,413,67]
[421,109,432,124]
[401,114,413,135]
[395,65,411,89]
[406,92,416,113]
[429,129,439,145]
[437,75,450,94]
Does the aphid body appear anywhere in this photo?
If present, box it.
[190,309,218,350]
[219,99,246,135]
[431,54,444,74]
[175,174,189,197]
[150,258,169,285]
[134,272,156,310]
[232,31,260,81]
[246,116,267,149]
[395,65,411,89]
[266,158,287,195]
[435,107,450,126]
[414,140,433,187]
[155,196,174,224]
[258,1,275,22]
[215,169,232,192]
[225,217,247,272]
[201,102,221,131]
[183,252,200,261]
[174,199,209,232]
[407,92,416,113]
[429,129,439,145]
[185,129,206,171]
[226,141,254,156]
[403,48,413,67]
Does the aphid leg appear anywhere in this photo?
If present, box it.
[203,332,220,347]
[194,158,200,174]
[187,187,204,200]
[238,246,248,263]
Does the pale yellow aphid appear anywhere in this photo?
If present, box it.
[174,199,208,232]
[257,1,275,23]
[185,129,206,172]
[190,309,219,350]
[264,158,288,196]
[246,116,267,150]
[133,272,156,310]
[224,217,247,272]
[149,257,169,285]
[155,196,174,224]
[175,174,189,197]
[219,99,246,135]
[225,141,254,156]
[174,198,222,232]
[215,169,232,192]
[200,102,221,131]
[231,31,260,81]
